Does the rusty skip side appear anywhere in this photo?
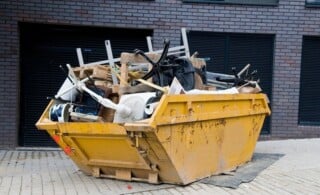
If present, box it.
[36,93,270,185]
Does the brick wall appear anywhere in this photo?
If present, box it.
[1,0,320,148]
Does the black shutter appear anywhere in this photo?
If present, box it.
[227,34,274,99]
[19,23,152,146]
[299,36,320,125]
[187,32,227,73]
[188,31,274,134]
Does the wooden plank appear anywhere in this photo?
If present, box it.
[190,57,206,69]
[92,167,101,177]
[136,79,167,93]
[115,169,131,181]
[120,63,129,87]
[120,52,160,64]
[148,172,158,184]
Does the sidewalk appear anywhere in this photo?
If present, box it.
[1,138,320,194]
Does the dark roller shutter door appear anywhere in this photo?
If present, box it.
[299,36,320,125]
[227,34,274,104]
[19,23,152,146]
[188,31,274,134]
[187,32,227,73]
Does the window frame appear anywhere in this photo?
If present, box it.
[182,0,279,6]
[305,0,320,8]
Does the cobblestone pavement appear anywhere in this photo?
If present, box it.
[1,138,320,194]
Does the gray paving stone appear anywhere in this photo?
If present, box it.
[1,138,320,194]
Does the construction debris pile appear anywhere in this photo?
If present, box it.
[49,29,262,124]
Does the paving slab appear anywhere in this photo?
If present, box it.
[1,138,320,194]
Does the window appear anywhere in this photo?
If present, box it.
[182,0,279,6]
[306,0,320,7]
[299,36,320,125]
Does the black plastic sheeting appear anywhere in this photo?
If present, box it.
[200,153,284,189]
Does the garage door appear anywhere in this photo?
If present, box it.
[19,23,152,146]
[188,31,274,134]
